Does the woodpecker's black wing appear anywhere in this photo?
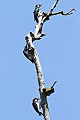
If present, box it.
[33,7,39,23]
[33,4,42,23]
[32,102,43,116]
[33,11,38,23]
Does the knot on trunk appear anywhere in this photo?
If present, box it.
[42,81,57,96]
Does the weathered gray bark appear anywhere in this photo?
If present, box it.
[23,33,51,120]
[23,0,75,120]
[34,48,50,120]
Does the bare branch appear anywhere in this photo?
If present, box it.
[51,81,57,88]
[51,8,76,16]
[49,0,59,13]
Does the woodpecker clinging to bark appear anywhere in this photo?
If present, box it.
[32,98,44,116]
[33,4,42,23]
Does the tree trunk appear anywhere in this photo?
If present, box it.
[23,1,75,120]
[34,48,50,120]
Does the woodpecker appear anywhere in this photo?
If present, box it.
[33,4,42,23]
[32,98,44,116]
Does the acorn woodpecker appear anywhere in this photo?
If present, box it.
[33,4,42,23]
[32,98,44,116]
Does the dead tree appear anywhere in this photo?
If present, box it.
[23,0,75,120]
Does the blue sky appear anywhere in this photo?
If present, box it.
[0,0,80,120]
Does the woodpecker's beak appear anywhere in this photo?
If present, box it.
[36,98,40,100]
[32,98,40,100]
[39,4,42,6]
[37,4,42,8]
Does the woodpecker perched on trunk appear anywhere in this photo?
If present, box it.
[33,4,42,23]
[32,98,44,116]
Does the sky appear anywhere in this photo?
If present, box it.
[0,0,80,120]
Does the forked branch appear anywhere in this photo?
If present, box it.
[23,0,76,120]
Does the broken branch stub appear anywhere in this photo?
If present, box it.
[42,87,54,96]
[42,81,57,96]
[51,8,76,16]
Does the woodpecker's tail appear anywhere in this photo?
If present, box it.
[39,112,44,116]
[41,112,44,116]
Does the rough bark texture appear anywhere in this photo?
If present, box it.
[34,48,50,120]
[23,34,51,120]
[23,0,75,120]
